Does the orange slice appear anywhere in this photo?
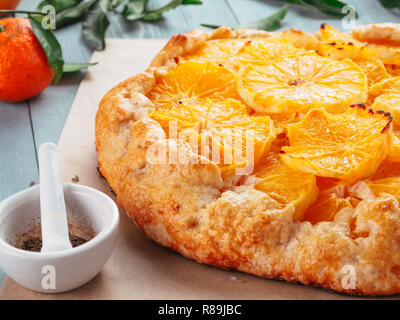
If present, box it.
[356,59,390,87]
[182,38,309,72]
[385,64,400,77]
[181,39,247,70]
[319,24,371,61]
[387,124,400,162]
[254,150,318,220]
[302,177,360,224]
[259,112,301,134]
[370,93,400,162]
[371,93,400,125]
[204,114,275,176]
[147,61,241,109]
[238,53,367,114]
[367,176,400,202]
[271,29,320,51]
[370,160,400,180]
[369,76,400,103]
[319,24,400,65]
[281,105,392,182]
[236,38,305,66]
[302,192,359,224]
[150,99,275,178]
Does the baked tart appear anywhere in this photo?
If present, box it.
[96,24,400,296]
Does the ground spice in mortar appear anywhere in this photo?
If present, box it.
[19,233,89,252]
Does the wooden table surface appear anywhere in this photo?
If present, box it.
[0,0,399,289]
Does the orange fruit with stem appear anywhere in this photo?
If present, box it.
[0,17,54,102]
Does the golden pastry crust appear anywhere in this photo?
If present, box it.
[95,26,400,296]
[352,23,400,45]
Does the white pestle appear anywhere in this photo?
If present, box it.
[38,143,73,252]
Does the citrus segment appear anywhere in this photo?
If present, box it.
[281,106,392,182]
[237,54,367,114]
[254,151,318,220]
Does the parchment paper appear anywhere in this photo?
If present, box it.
[0,39,373,299]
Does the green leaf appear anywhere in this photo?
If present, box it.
[99,0,111,12]
[111,0,126,8]
[28,14,64,83]
[279,0,354,18]
[63,62,97,72]
[82,0,110,50]
[238,4,289,30]
[37,0,83,13]
[56,0,97,28]
[123,0,148,20]
[305,0,352,17]
[122,0,201,21]
[141,0,182,21]
[379,0,400,8]
[279,0,321,14]
[201,5,289,32]
[200,23,220,29]
[182,0,202,4]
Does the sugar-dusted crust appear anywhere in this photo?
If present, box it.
[95,26,400,296]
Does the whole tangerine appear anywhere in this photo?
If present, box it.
[0,17,54,102]
[0,0,21,16]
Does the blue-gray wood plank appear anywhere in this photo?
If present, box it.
[0,0,399,289]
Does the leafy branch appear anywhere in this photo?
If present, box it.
[35,0,203,51]
[201,5,289,32]
[277,0,354,18]
[379,0,400,8]
[28,14,96,83]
